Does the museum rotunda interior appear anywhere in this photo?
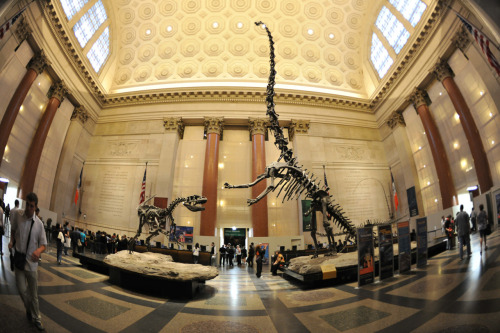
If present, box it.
[0,0,500,332]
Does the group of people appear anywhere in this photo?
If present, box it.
[443,204,489,260]
[218,243,247,266]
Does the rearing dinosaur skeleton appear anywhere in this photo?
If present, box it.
[224,22,356,257]
[129,195,207,252]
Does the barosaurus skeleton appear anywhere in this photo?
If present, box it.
[224,22,356,257]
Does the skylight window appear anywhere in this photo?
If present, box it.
[60,0,89,21]
[371,33,394,78]
[87,27,109,72]
[375,6,410,54]
[389,0,427,27]
[73,0,107,48]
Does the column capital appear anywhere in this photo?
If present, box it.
[71,106,89,123]
[48,81,69,103]
[15,17,32,42]
[387,111,406,129]
[248,117,268,136]
[288,119,310,141]
[409,88,431,110]
[453,27,471,52]
[27,50,50,75]
[204,117,224,136]
[432,59,454,82]
[163,117,185,139]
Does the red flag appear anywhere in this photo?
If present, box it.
[391,170,398,211]
[74,167,83,204]
[0,7,26,40]
[457,14,500,76]
[139,166,146,204]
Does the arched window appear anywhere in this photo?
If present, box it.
[59,0,110,73]
[371,0,427,79]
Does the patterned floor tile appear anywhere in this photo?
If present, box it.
[295,298,419,332]
[42,290,156,333]
[159,313,277,333]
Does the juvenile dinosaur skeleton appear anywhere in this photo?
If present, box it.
[129,195,207,252]
[224,21,356,256]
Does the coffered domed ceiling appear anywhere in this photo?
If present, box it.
[106,0,371,97]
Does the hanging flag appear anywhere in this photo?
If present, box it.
[391,170,399,211]
[139,165,147,204]
[0,7,27,40]
[74,166,83,205]
[457,14,500,76]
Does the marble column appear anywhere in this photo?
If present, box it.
[50,106,88,217]
[18,81,68,199]
[0,51,49,166]
[386,111,424,217]
[156,117,184,202]
[433,60,493,193]
[249,118,269,237]
[410,88,457,209]
[200,117,223,236]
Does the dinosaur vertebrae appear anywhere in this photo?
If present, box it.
[255,21,293,164]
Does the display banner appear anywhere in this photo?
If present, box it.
[407,186,419,217]
[416,217,428,268]
[169,226,193,243]
[357,226,375,287]
[302,200,313,231]
[397,221,411,274]
[378,224,394,280]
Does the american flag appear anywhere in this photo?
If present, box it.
[0,8,26,40]
[457,14,500,76]
[139,166,147,204]
[74,166,83,204]
[391,170,398,211]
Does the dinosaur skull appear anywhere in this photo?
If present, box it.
[183,195,207,212]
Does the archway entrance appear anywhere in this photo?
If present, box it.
[223,228,246,247]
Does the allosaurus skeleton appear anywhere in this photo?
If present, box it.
[128,195,207,252]
[224,22,357,257]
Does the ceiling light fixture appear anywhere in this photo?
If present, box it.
[237,22,243,28]
[166,26,172,32]
[212,22,219,28]
[308,29,314,35]
[329,33,334,39]
[146,29,151,35]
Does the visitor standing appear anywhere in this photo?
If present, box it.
[236,245,242,266]
[219,244,226,266]
[210,242,217,266]
[470,207,477,232]
[271,251,285,276]
[9,192,47,331]
[193,242,200,264]
[247,243,254,267]
[56,224,64,264]
[456,204,471,260]
[0,204,4,255]
[477,204,488,254]
[255,246,264,278]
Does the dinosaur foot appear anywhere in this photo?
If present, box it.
[247,199,257,205]
[223,182,233,189]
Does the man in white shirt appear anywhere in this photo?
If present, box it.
[9,192,47,331]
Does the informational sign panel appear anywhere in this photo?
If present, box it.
[397,221,411,274]
[378,224,394,280]
[169,226,193,243]
[302,200,313,231]
[416,217,428,268]
[407,186,419,217]
[357,226,375,287]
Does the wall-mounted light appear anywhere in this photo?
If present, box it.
[467,186,478,191]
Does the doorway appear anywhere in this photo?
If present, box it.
[223,228,246,247]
